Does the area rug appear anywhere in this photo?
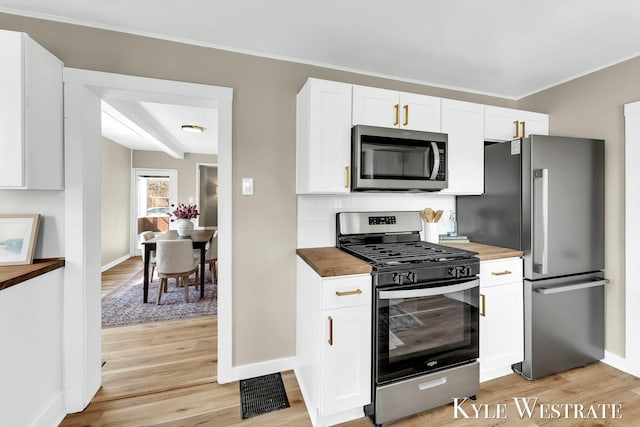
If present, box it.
[102,269,217,328]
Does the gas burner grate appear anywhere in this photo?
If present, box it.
[343,241,475,265]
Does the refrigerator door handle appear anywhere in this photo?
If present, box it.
[535,278,609,295]
[534,168,549,274]
[429,141,440,180]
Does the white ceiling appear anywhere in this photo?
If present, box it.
[101,98,218,157]
[1,1,639,99]
[0,0,640,157]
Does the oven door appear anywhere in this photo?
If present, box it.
[375,278,479,385]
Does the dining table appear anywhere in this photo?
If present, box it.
[141,229,215,303]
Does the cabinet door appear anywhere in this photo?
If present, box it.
[479,281,524,382]
[321,304,371,415]
[519,110,549,137]
[484,105,520,141]
[352,85,399,128]
[23,33,64,189]
[297,78,352,194]
[440,99,484,194]
[0,30,63,190]
[399,92,441,132]
[0,31,25,187]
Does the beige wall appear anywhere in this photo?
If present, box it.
[0,13,519,366]
[517,56,640,357]
[101,137,131,266]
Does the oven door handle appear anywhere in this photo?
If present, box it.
[379,279,479,300]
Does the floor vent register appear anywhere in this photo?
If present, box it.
[239,372,290,419]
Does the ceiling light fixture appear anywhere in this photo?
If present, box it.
[181,124,204,133]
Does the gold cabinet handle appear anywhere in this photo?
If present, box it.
[403,104,409,126]
[513,120,520,138]
[394,104,399,126]
[328,316,333,345]
[336,289,363,297]
[491,270,512,276]
[480,294,486,317]
[520,121,526,138]
[345,166,350,189]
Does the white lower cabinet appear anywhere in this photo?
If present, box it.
[296,258,372,426]
[321,304,371,416]
[479,257,524,382]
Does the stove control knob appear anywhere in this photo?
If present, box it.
[448,266,472,278]
[393,271,415,284]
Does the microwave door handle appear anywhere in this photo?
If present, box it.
[429,141,440,180]
[379,279,479,300]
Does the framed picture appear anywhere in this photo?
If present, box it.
[0,214,41,266]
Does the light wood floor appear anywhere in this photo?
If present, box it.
[101,256,144,297]
[62,259,640,426]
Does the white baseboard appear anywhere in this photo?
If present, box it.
[603,350,640,378]
[222,356,296,383]
[30,391,65,427]
[101,254,131,272]
[603,350,629,373]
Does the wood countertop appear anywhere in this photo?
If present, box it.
[441,242,523,261]
[296,247,372,277]
[0,258,66,291]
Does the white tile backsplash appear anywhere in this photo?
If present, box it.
[297,193,456,248]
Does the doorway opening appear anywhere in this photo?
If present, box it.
[63,69,233,411]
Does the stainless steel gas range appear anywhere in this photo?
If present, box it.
[336,211,480,426]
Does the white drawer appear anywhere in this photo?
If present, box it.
[480,257,523,287]
[322,274,372,310]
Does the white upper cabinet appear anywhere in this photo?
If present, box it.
[352,85,441,132]
[295,78,550,196]
[518,110,549,136]
[0,30,63,190]
[440,99,484,195]
[484,105,549,141]
[297,78,352,194]
[484,106,519,141]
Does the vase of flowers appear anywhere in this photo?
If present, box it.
[172,203,199,237]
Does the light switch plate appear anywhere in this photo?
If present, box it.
[241,177,254,195]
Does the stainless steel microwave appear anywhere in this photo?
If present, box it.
[351,125,448,192]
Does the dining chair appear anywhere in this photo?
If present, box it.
[194,231,218,288]
[204,235,218,286]
[155,239,200,304]
[190,231,218,299]
[139,231,157,282]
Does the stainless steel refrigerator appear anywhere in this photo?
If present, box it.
[457,135,608,380]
